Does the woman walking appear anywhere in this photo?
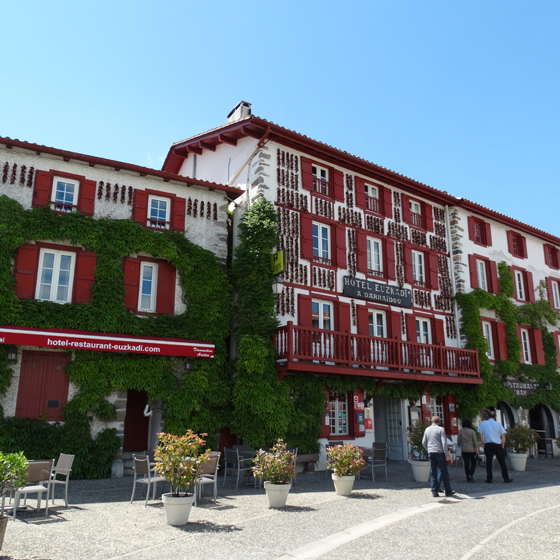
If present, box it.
[458,419,478,482]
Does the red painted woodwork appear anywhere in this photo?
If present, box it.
[516,325,525,363]
[74,251,96,304]
[385,239,396,281]
[171,196,186,231]
[406,314,417,341]
[401,194,410,224]
[533,328,546,366]
[32,170,52,208]
[382,186,393,218]
[390,311,401,340]
[428,253,438,290]
[496,321,508,361]
[16,350,70,421]
[434,319,445,345]
[424,203,434,232]
[122,389,150,452]
[356,230,367,274]
[155,261,176,315]
[339,302,351,334]
[404,246,413,284]
[300,213,314,261]
[357,305,369,335]
[444,394,458,436]
[300,158,314,191]
[123,257,140,310]
[132,189,148,226]
[507,231,514,255]
[298,294,312,327]
[320,387,331,438]
[78,179,96,216]
[14,244,39,299]
[489,261,499,294]
[545,277,556,307]
[544,244,559,269]
[352,388,364,437]
[468,254,478,289]
[556,333,560,369]
[521,236,528,259]
[526,271,535,302]
[333,170,345,202]
[485,223,492,247]
[335,224,347,269]
[467,216,475,242]
[354,176,366,209]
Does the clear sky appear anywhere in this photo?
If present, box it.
[2,1,559,235]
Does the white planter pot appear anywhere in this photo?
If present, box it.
[508,451,528,472]
[161,493,195,526]
[410,459,431,482]
[263,482,291,508]
[331,474,355,496]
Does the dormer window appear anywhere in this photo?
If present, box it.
[148,195,170,229]
[51,176,79,213]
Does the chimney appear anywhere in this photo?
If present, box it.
[227,101,252,124]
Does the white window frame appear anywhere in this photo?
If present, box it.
[35,248,76,304]
[365,183,380,212]
[412,250,425,284]
[311,299,332,331]
[515,270,525,300]
[477,260,488,291]
[365,184,378,199]
[51,176,79,213]
[521,328,532,364]
[329,391,348,436]
[138,262,158,312]
[482,321,494,359]
[311,164,329,196]
[369,310,386,338]
[410,200,421,214]
[312,222,331,264]
[552,281,560,309]
[416,318,431,344]
[147,195,171,229]
[367,237,383,276]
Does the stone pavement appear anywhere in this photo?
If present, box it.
[1,457,559,560]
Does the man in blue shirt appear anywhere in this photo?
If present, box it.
[422,416,455,497]
[478,411,513,483]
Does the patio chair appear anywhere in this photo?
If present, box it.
[49,453,75,506]
[11,459,54,521]
[194,452,221,504]
[130,455,166,506]
[223,448,254,489]
[362,443,388,482]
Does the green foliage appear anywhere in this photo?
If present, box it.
[251,439,296,485]
[325,442,365,476]
[506,423,540,454]
[0,451,28,505]
[498,261,514,297]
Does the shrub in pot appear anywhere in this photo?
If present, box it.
[252,439,296,508]
[506,424,539,472]
[0,451,28,550]
[407,421,431,482]
[154,431,210,526]
[325,443,365,496]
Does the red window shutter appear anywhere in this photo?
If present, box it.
[404,246,413,284]
[357,305,369,335]
[385,238,396,281]
[533,328,546,366]
[390,311,402,340]
[485,223,492,247]
[433,318,445,345]
[521,236,528,259]
[507,231,514,255]
[546,277,554,306]
[468,254,478,289]
[320,387,330,438]
[354,176,366,209]
[496,321,508,361]
[298,294,312,327]
[33,170,51,208]
[78,179,96,216]
[516,325,524,363]
[156,261,176,315]
[428,252,438,290]
[300,214,314,260]
[335,224,347,269]
[467,216,475,242]
[526,271,535,302]
[123,257,140,310]
[132,189,148,226]
[445,394,458,436]
[544,245,550,267]
[424,203,434,232]
[401,194,410,224]
[356,230,367,274]
[382,187,393,219]
[14,244,39,299]
[300,158,314,191]
[74,251,96,304]
[406,314,417,341]
[339,302,351,333]
[489,260,499,294]
[333,170,344,202]
[171,197,186,231]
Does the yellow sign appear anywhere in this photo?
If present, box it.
[270,251,285,275]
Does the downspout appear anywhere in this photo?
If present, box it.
[444,204,461,348]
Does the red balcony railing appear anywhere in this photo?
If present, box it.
[274,322,480,378]
[410,211,423,228]
[365,195,380,213]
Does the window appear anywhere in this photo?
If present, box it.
[51,176,79,213]
[329,391,348,436]
[416,318,431,344]
[147,195,170,229]
[468,217,491,247]
[412,251,425,286]
[507,231,527,258]
[312,222,331,265]
[521,328,532,364]
[368,310,386,338]
[312,165,329,196]
[482,321,494,359]
[365,184,380,213]
[552,281,560,309]
[138,262,158,312]
[367,237,383,277]
[515,270,525,300]
[544,244,559,269]
[35,249,75,303]
[474,221,484,245]
[410,200,422,228]
[312,300,332,330]
[476,260,487,291]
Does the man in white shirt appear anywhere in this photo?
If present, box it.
[422,416,455,497]
[478,411,513,483]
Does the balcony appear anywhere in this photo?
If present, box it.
[274,322,481,384]
[410,211,423,228]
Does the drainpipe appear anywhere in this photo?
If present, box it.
[444,204,461,348]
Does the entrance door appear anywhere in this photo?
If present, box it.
[386,398,405,461]
[123,389,150,452]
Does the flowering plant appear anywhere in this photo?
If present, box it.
[252,439,296,485]
[153,431,210,497]
[0,451,28,517]
[325,443,365,476]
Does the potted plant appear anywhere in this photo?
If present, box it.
[407,421,431,482]
[325,443,365,496]
[0,451,27,550]
[252,439,296,508]
[506,424,539,471]
[154,431,210,526]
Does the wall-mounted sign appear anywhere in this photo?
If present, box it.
[503,378,540,398]
[270,251,285,275]
[356,412,365,423]
[342,276,412,308]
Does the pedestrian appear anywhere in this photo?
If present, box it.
[458,419,478,482]
[422,416,455,498]
[478,410,513,483]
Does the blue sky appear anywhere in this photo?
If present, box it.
[2,1,559,234]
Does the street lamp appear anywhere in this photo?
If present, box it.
[6,347,17,362]
[272,275,284,297]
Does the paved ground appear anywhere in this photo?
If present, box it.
[1,457,559,560]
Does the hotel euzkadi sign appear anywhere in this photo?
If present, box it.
[342,276,412,308]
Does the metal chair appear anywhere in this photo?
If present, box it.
[223,448,253,489]
[49,453,75,506]
[10,460,54,521]
[130,455,165,506]
[195,452,221,504]
[358,443,388,481]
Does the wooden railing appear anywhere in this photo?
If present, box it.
[410,211,423,228]
[365,195,380,213]
[274,322,480,377]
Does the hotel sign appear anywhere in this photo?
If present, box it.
[503,378,540,398]
[342,276,412,308]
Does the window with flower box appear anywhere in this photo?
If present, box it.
[32,170,96,215]
[132,189,186,231]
